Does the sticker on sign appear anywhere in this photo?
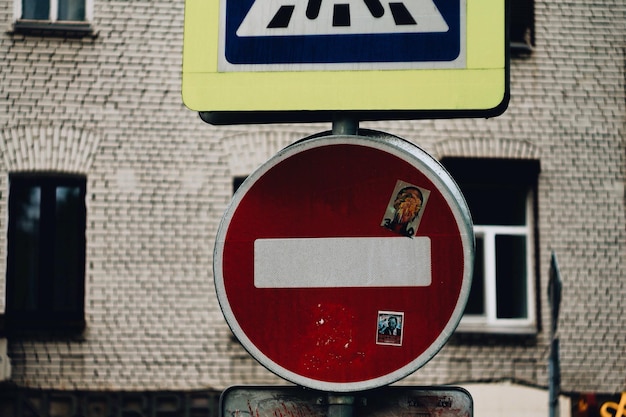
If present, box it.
[254,237,432,288]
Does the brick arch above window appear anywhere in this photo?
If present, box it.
[223,130,311,178]
[433,137,541,161]
[0,125,101,174]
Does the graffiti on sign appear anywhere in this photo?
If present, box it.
[575,393,626,417]
[601,393,626,417]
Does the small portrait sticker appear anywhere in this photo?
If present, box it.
[381,180,430,237]
[377,311,404,346]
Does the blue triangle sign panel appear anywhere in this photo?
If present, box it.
[220,0,465,70]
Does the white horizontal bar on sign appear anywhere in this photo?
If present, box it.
[254,237,431,288]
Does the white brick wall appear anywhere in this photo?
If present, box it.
[0,0,624,396]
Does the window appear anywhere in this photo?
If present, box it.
[13,0,93,35]
[442,158,539,334]
[6,173,86,332]
[233,176,246,194]
[21,0,84,21]
[510,0,534,53]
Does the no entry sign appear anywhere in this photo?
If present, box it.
[214,131,473,391]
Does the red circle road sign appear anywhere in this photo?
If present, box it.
[214,131,473,392]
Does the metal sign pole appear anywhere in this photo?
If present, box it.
[328,394,356,417]
[332,115,359,136]
[548,251,562,417]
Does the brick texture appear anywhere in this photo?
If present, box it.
[0,0,624,395]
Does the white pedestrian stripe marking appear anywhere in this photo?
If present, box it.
[236,0,449,36]
[254,237,432,288]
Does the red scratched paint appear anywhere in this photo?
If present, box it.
[222,143,465,384]
[248,400,261,417]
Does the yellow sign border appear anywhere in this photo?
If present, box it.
[182,0,507,115]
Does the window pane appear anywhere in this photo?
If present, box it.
[495,235,528,319]
[57,0,85,21]
[22,0,49,19]
[463,185,527,226]
[53,186,84,312]
[510,0,534,46]
[464,236,485,315]
[9,185,41,311]
[7,174,86,331]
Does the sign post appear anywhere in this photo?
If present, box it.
[213,130,473,392]
[548,251,563,417]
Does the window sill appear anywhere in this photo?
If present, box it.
[456,321,537,335]
[510,41,534,58]
[11,20,96,38]
[1,314,85,338]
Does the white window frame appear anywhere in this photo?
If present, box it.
[457,189,536,334]
[14,0,93,23]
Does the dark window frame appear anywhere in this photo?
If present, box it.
[5,173,87,333]
[509,0,535,55]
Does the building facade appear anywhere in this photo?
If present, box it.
[0,0,624,414]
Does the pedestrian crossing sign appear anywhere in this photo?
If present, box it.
[223,0,463,70]
[182,0,508,124]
